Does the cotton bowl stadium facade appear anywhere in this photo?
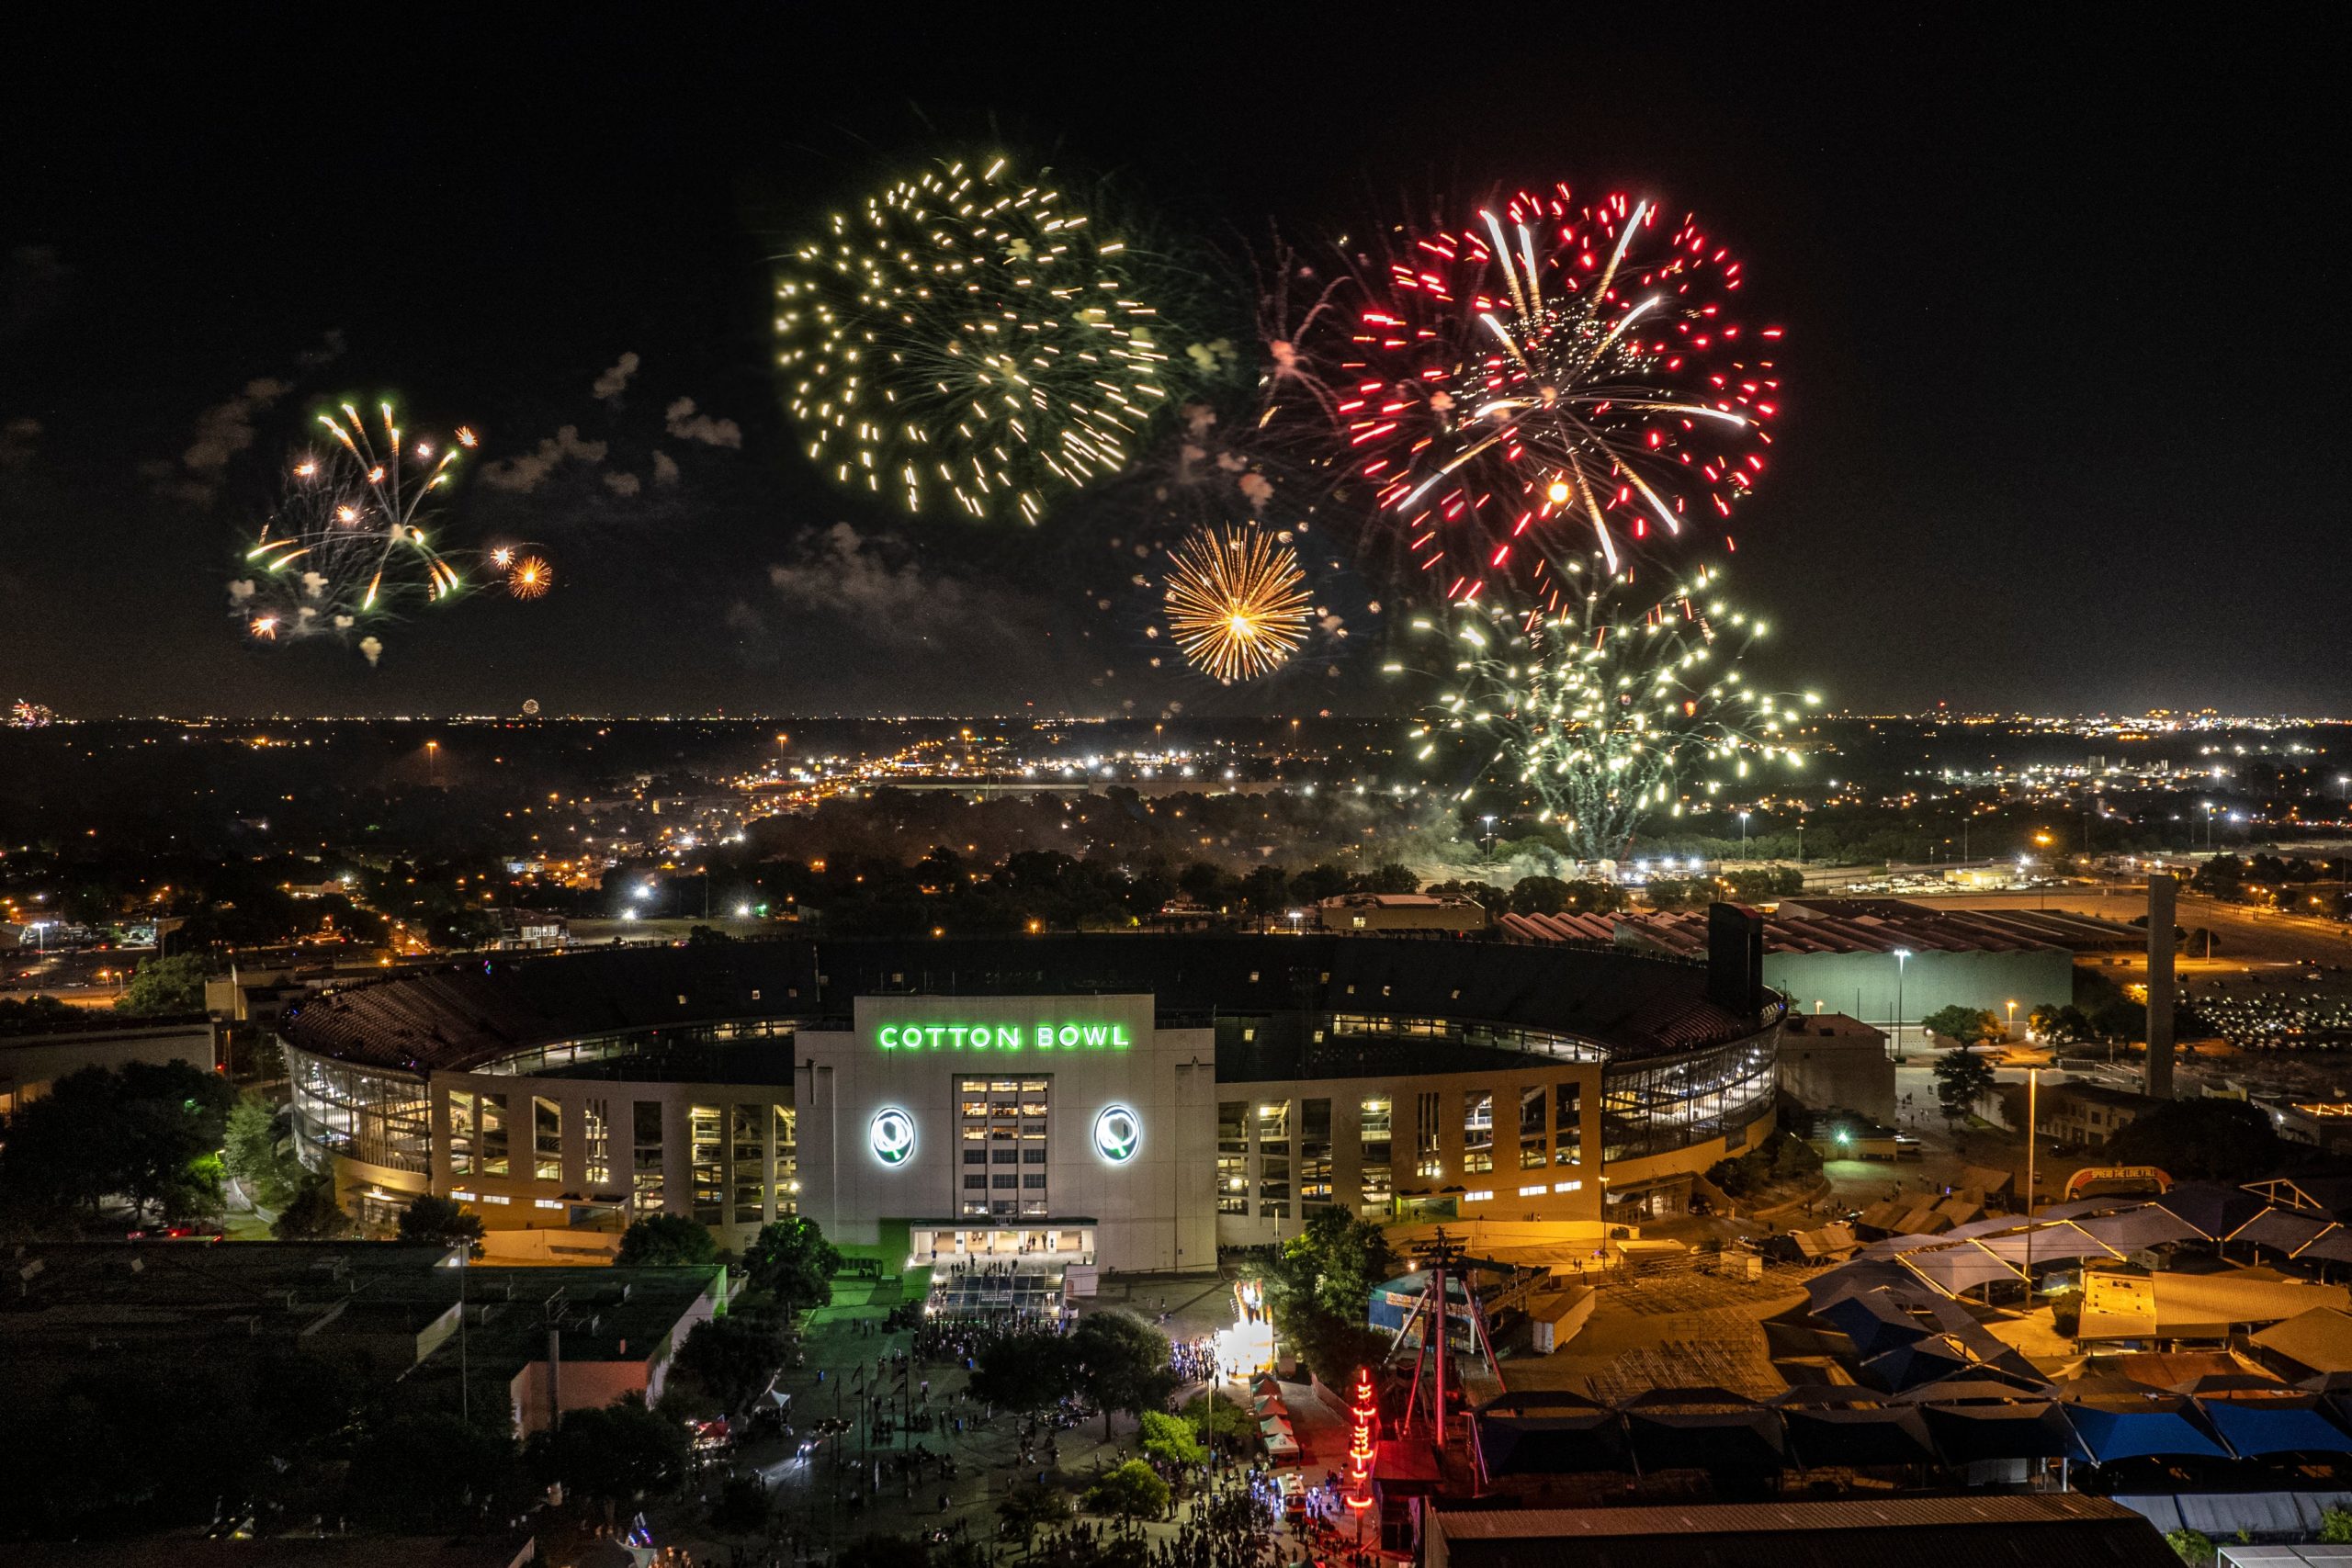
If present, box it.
[278,927,1783,1268]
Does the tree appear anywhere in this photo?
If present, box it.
[1507,875,1574,916]
[224,1093,302,1210]
[1931,1046,1996,1128]
[997,1480,1072,1551]
[616,1212,719,1267]
[0,995,82,1034]
[348,1411,522,1529]
[742,1214,840,1314]
[1259,1206,1400,1382]
[2030,1003,2093,1046]
[1137,1408,1204,1470]
[1921,1004,2003,1047]
[1083,1459,1170,1522]
[272,1173,355,1239]
[528,1393,688,1502]
[113,953,211,1016]
[398,1193,485,1258]
[1239,865,1291,925]
[0,1059,233,1223]
[1069,1311,1177,1440]
[971,1329,1078,1414]
[1181,1391,1254,1448]
[673,1312,789,1409]
[2109,1099,2293,1182]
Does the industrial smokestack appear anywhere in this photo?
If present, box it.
[2145,872,2177,1100]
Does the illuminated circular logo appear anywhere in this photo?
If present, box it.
[869,1108,915,1168]
[1093,1104,1141,1165]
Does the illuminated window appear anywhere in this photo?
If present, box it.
[1555,1084,1583,1167]
[963,1076,1045,1217]
[1217,1101,1248,1215]
[730,1103,764,1224]
[1519,1086,1546,1170]
[1415,1091,1442,1179]
[1463,1090,1493,1175]
[534,1096,562,1182]
[478,1091,510,1178]
[1301,1099,1332,1204]
[583,1098,610,1188]
[632,1100,664,1214]
[448,1089,476,1178]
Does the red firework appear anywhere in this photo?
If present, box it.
[1329,186,1781,608]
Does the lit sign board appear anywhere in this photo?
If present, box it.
[869,1107,915,1167]
[1092,1105,1141,1164]
[876,1021,1133,1052]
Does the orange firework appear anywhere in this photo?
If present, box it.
[506,556,552,599]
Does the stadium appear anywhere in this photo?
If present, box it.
[278,918,1782,1269]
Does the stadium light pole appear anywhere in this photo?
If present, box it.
[1892,948,1911,1057]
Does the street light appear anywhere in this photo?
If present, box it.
[1480,815,1498,861]
[1739,810,1751,852]
[2007,998,2018,1041]
[1892,948,1912,1057]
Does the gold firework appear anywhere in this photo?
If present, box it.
[773,156,1170,525]
[1163,526,1311,683]
[506,556,552,599]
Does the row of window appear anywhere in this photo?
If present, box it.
[960,1076,1049,1218]
[1215,1088,1586,1218]
[447,1089,796,1224]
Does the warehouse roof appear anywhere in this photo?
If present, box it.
[1499,896,2132,958]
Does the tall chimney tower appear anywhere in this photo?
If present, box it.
[2145,872,2177,1099]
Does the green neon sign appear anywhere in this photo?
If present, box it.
[876,1021,1133,1052]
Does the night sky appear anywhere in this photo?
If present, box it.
[4,13,2344,718]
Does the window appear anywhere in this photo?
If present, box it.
[1555,1179,1582,1194]
[1359,1097,1393,1212]
[1463,1090,1493,1174]
[534,1095,562,1182]
[1519,1086,1546,1170]
[773,1104,797,1215]
[1257,1100,1292,1220]
[690,1105,723,1223]
[1415,1091,1442,1179]
[1555,1084,1583,1166]
[632,1100,664,1214]
[1520,1183,1548,1197]
[448,1089,476,1178]
[583,1098,610,1188]
[731,1103,765,1224]
[478,1091,510,1178]
[964,1175,988,1190]
[1301,1099,1333,1205]
[1217,1100,1249,1215]
[1463,1190,1493,1203]
[962,1076,1047,1216]
[1601,1041,1774,1163]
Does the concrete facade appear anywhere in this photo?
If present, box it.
[1775,1010,1896,1122]
[795,994,1218,1274]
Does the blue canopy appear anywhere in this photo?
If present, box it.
[2199,1396,2352,1456]
[2063,1400,2229,1463]
[1817,1289,1939,1357]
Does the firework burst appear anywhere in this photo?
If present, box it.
[1328,186,1780,605]
[506,555,552,599]
[229,402,517,652]
[1162,525,1313,683]
[1391,559,1815,863]
[774,156,1174,525]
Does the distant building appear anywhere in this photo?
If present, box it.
[2037,1080,2162,1149]
[488,907,569,950]
[2276,1101,2352,1155]
[1317,893,1487,933]
[8,1240,727,1447]
[1502,895,2111,1043]
[1776,1010,1894,1122]
[0,1014,217,1116]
